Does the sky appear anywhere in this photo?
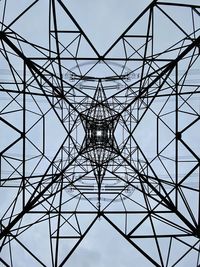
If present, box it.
[0,0,200,266]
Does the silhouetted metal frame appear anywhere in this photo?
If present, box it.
[0,0,200,266]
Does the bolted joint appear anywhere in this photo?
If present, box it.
[176,131,182,140]
[194,227,200,238]
[0,31,5,39]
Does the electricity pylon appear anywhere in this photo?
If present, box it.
[0,1,200,266]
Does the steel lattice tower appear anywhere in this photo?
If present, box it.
[0,0,200,266]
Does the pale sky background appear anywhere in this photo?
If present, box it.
[0,0,200,266]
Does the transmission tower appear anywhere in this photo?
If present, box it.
[0,0,200,266]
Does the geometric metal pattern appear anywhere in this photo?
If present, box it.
[0,0,200,266]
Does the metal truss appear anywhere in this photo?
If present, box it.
[0,0,200,266]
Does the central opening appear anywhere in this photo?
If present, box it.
[96,130,103,137]
[85,119,115,148]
